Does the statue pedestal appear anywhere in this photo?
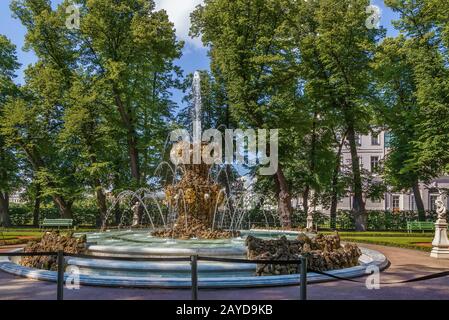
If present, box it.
[430,219,449,259]
[306,216,313,230]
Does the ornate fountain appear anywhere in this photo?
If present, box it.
[153,142,237,239]
[153,72,238,239]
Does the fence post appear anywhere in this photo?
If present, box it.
[299,256,307,301]
[57,250,64,301]
[191,255,198,300]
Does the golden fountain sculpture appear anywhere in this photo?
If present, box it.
[153,142,239,240]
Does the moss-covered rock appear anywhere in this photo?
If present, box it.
[246,233,362,276]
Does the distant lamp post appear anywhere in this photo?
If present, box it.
[430,182,449,259]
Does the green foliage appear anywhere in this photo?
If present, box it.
[1,0,183,222]
[247,209,437,231]
[9,203,98,226]
[0,35,21,226]
[384,0,449,177]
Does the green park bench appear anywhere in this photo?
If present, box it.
[318,222,330,229]
[318,222,343,230]
[40,218,74,230]
[406,221,434,233]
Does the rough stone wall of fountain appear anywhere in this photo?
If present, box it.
[246,233,362,275]
[19,232,87,271]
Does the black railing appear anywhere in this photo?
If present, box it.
[0,251,308,300]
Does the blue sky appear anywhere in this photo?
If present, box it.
[0,0,398,110]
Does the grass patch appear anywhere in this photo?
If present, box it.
[320,231,434,251]
[0,231,45,237]
[321,231,434,237]
[0,228,97,246]
[341,236,433,252]
[0,238,41,246]
[0,230,43,246]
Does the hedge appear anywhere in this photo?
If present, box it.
[7,203,439,231]
[245,209,438,231]
[8,204,98,226]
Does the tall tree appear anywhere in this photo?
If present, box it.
[0,35,20,227]
[6,0,183,221]
[191,0,301,226]
[78,0,183,187]
[5,0,84,218]
[373,36,427,220]
[59,77,115,225]
[385,0,449,179]
[286,0,384,230]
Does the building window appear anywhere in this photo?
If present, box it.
[430,195,439,211]
[411,195,416,211]
[371,133,380,145]
[370,156,380,173]
[384,132,392,148]
[359,156,363,169]
[392,195,400,212]
[355,134,361,146]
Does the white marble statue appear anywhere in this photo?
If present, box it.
[431,194,449,259]
[132,202,140,227]
[436,199,447,221]
[306,207,314,230]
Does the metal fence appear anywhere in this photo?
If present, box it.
[0,251,307,301]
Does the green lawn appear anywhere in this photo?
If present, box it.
[321,231,434,252]
[0,227,97,246]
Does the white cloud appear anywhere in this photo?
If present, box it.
[154,0,204,48]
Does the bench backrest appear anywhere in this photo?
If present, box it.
[407,221,434,229]
[42,219,73,225]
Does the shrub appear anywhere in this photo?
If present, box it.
[246,208,437,231]
[8,204,98,226]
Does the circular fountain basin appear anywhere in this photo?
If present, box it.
[85,229,299,258]
[0,229,389,288]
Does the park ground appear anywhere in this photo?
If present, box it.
[1,229,449,300]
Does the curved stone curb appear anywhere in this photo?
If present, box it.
[0,247,388,288]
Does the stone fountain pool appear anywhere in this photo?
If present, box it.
[0,229,388,288]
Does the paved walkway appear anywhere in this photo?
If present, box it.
[1,244,449,300]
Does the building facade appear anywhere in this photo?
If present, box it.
[9,192,25,204]
[336,131,449,212]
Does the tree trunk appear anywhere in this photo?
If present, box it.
[329,159,340,229]
[128,138,140,184]
[0,192,11,227]
[88,151,108,227]
[33,184,41,227]
[346,126,366,231]
[53,196,73,219]
[95,184,108,228]
[330,131,347,230]
[302,186,309,216]
[412,181,426,221]
[20,142,73,220]
[329,193,338,230]
[275,167,293,227]
[113,86,140,185]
